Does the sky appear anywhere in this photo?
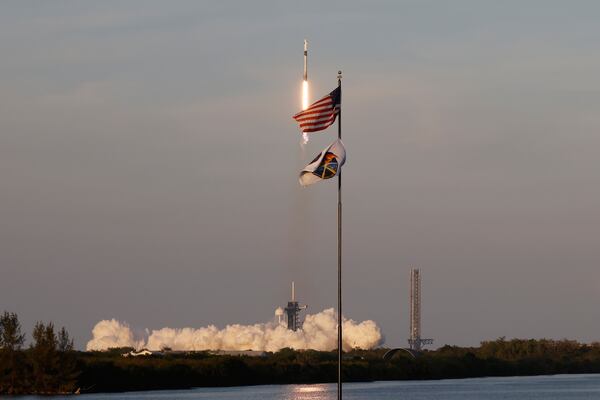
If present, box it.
[1,0,600,349]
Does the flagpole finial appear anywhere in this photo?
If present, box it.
[337,70,342,80]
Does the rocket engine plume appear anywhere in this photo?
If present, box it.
[302,80,309,112]
[86,309,383,352]
[301,81,309,145]
[301,39,309,145]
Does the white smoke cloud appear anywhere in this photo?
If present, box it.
[86,308,383,352]
[86,319,145,351]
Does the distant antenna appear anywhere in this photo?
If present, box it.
[285,281,307,331]
[408,268,433,351]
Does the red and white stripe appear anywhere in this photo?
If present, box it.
[293,93,339,133]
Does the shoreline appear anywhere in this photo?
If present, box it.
[5,339,600,395]
[78,373,600,395]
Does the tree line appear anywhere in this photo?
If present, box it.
[76,341,600,392]
[3,310,600,394]
[0,311,77,394]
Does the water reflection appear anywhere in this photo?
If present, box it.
[17,374,600,400]
[284,383,334,400]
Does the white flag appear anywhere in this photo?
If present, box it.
[299,139,346,187]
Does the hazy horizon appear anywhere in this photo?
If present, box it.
[2,1,600,350]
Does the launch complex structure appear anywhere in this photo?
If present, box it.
[408,268,433,351]
[382,268,434,361]
[284,281,307,331]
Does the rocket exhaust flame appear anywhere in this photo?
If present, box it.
[301,39,309,144]
[301,80,309,145]
[302,80,309,111]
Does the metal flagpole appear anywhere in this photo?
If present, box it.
[336,70,343,400]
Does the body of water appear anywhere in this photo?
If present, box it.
[21,374,600,399]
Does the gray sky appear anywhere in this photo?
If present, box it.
[2,0,600,349]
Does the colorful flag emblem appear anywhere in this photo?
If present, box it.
[293,86,341,134]
[299,139,346,186]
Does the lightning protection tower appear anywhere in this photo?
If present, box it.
[408,268,433,351]
[285,281,307,331]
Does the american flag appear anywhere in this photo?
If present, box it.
[293,86,341,133]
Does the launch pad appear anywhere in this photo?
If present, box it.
[284,281,307,331]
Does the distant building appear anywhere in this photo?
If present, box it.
[122,349,153,357]
[209,350,268,357]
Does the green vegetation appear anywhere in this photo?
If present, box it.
[2,311,600,394]
[0,312,77,394]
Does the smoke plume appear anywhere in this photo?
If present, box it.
[87,319,145,351]
[86,308,383,352]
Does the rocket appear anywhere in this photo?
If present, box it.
[303,39,308,81]
[301,39,309,113]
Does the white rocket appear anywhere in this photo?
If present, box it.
[301,39,309,112]
[303,39,308,81]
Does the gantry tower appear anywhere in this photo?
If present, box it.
[284,281,307,331]
[408,268,433,351]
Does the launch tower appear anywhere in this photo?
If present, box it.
[284,281,307,331]
[408,268,433,351]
